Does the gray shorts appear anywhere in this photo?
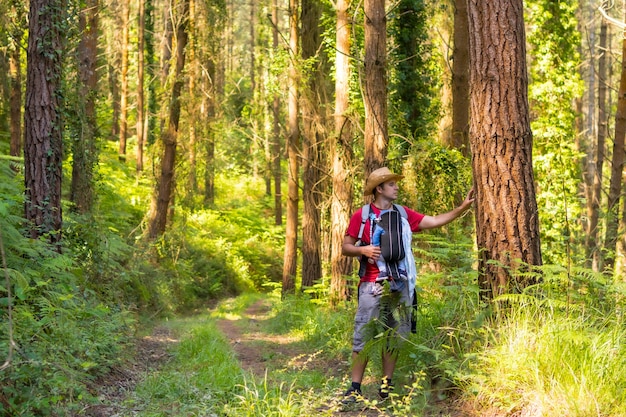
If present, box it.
[352,281,413,353]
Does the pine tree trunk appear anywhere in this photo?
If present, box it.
[145,0,156,147]
[136,0,145,173]
[282,0,300,295]
[202,35,217,207]
[202,55,216,207]
[272,0,283,225]
[109,60,120,140]
[148,0,190,238]
[363,0,387,176]
[330,0,354,304]
[9,34,22,159]
[118,0,130,160]
[24,0,66,247]
[300,0,325,288]
[187,0,197,193]
[586,18,608,270]
[467,0,542,298]
[604,18,626,273]
[71,0,99,213]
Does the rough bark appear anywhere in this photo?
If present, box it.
[24,0,66,246]
[282,0,299,295]
[71,0,99,213]
[330,0,354,304]
[363,0,387,176]
[148,0,190,238]
[467,0,542,297]
[300,0,325,288]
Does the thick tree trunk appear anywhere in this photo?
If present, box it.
[452,0,470,156]
[24,0,66,247]
[363,0,387,176]
[272,0,282,225]
[148,0,190,238]
[118,0,130,160]
[467,0,542,298]
[282,0,300,295]
[330,0,354,304]
[71,0,99,213]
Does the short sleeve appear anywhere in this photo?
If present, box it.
[345,207,366,239]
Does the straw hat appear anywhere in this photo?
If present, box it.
[363,167,404,196]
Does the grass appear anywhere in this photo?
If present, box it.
[468,297,626,416]
[99,275,626,417]
[117,294,353,416]
[123,317,244,415]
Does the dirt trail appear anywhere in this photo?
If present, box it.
[85,300,478,416]
[215,299,392,416]
[83,327,178,416]
[215,299,479,417]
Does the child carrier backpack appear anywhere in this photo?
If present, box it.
[356,203,419,333]
[356,204,408,282]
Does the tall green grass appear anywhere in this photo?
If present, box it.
[451,264,626,417]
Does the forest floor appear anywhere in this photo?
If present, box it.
[85,299,488,417]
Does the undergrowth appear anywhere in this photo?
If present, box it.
[0,143,284,415]
[4,139,626,416]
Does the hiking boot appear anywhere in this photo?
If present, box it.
[378,379,394,400]
[340,386,363,405]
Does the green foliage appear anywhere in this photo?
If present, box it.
[397,233,480,399]
[0,161,134,416]
[63,142,155,309]
[526,0,585,266]
[401,140,473,220]
[264,294,353,357]
[468,265,626,416]
[141,174,284,312]
[388,0,442,153]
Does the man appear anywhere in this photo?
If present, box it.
[341,167,474,403]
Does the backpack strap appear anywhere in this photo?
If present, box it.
[356,204,370,244]
[393,204,407,220]
[357,203,406,243]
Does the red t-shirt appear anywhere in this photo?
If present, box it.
[345,204,425,282]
